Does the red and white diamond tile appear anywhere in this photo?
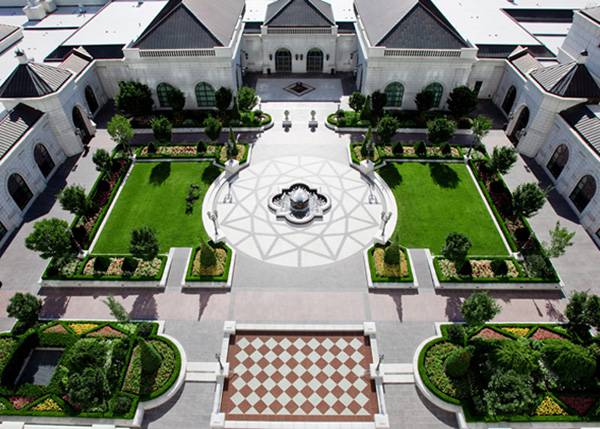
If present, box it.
[221,332,378,421]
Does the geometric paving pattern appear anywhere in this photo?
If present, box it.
[216,156,384,267]
[221,332,377,421]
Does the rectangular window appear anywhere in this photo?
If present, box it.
[473,81,483,96]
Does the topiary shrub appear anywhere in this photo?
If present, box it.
[110,394,132,415]
[440,143,451,156]
[200,242,217,268]
[446,324,466,346]
[542,340,596,388]
[147,141,157,154]
[415,141,427,157]
[444,347,471,378]
[121,256,139,274]
[136,322,154,338]
[182,119,197,127]
[392,142,404,155]
[490,259,508,277]
[140,339,162,374]
[196,141,206,154]
[483,369,536,416]
[384,244,400,266]
[94,255,111,272]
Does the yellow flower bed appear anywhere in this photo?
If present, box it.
[68,323,99,335]
[32,398,62,412]
[536,396,568,416]
[503,327,530,337]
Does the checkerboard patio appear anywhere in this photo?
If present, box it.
[221,331,378,421]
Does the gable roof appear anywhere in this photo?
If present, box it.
[561,104,600,156]
[354,0,467,48]
[134,0,244,48]
[58,48,93,75]
[265,0,334,27]
[530,62,600,99]
[508,47,541,77]
[0,103,43,160]
[582,6,600,24]
[0,24,19,43]
[0,61,72,99]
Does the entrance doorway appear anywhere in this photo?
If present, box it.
[72,105,92,144]
[306,48,323,73]
[510,106,529,144]
[275,49,292,73]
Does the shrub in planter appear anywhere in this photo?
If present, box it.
[182,119,197,127]
[494,337,538,375]
[483,369,536,417]
[392,142,404,155]
[444,347,471,378]
[110,394,132,415]
[136,322,154,338]
[427,117,456,145]
[130,226,159,261]
[67,367,110,409]
[150,116,172,143]
[489,179,506,194]
[490,259,508,277]
[457,117,472,129]
[7,293,42,325]
[200,242,217,268]
[461,291,501,326]
[122,256,139,274]
[115,81,153,117]
[384,243,400,266]
[542,340,596,388]
[140,339,162,374]
[349,92,366,113]
[237,86,258,112]
[442,232,471,272]
[94,255,111,272]
[447,324,466,346]
[514,227,531,243]
[196,141,206,154]
[440,142,452,156]
[147,141,157,154]
[415,141,427,157]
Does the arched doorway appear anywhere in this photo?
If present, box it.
[72,106,91,144]
[501,86,516,114]
[8,173,33,210]
[84,85,98,114]
[546,144,569,179]
[306,48,323,73]
[275,49,292,73]
[33,144,55,178]
[570,175,596,213]
[510,106,529,143]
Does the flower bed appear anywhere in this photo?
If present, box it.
[433,256,547,283]
[419,323,600,423]
[186,242,232,283]
[327,110,472,129]
[350,142,463,165]
[367,243,413,283]
[0,320,180,419]
[130,110,271,129]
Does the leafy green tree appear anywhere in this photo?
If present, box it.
[371,90,387,119]
[140,339,162,374]
[7,293,42,324]
[150,116,172,143]
[103,296,129,322]
[237,86,257,112]
[415,89,435,114]
[512,183,546,218]
[469,115,492,157]
[442,232,471,271]
[377,116,399,146]
[67,367,109,409]
[543,221,575,258]
[486,146,517,175]
[494,337,538,375]
[586,294,600,331]
[444,347,471,378]
[542,340,596,387]
[461,291,501,326]
[200,242,217,267]
[427,117,456,145]
[349,92,366,113]
[107,114,134,155]
[58,185,89,217]
[25,218,76,266]
[359,95,372,122]
[215,87,232,115]
[203,116,222,143]
[447,86,478,118]
[446,324,466,346]
[129,226,159,261]
[483,370,535,417]
[92,149,112,175]
[115,81,153,116]
[166,86,185,113]
[565,291,591,329]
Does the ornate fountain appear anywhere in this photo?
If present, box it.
[268,183,331,224]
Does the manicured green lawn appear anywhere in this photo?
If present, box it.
[93,161,220,254]
[379,162,508,255]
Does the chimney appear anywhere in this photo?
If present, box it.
[15,49,29,65]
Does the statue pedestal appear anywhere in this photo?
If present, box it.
[359,159,375,176]
[224,159,240,175]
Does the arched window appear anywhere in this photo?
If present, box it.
[275,49,292,73]
[425,82,444,108]
[546,144,569,179]
[34,144,55,178]
[510,106,530,143]
[157,83,177,108]
[84,85,98,113]
[195,82,216,108]
[570,175,596,212]
[502,85,517,114]
[72,106,91,144]
[8,173,33,211]
[385,82,404,107]
[306,48,323,73]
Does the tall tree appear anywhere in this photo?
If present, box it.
[107,115,134,155]
[25,218,76,266]
[447,86,478,118]
[58,185,90,217]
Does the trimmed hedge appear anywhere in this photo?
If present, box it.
[367,243,413,283]
[186,241,232,283]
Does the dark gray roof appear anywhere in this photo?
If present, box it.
[509,48,540,76]
[134,0,244,48]
[0,61,72,98]
[378,3,466,49]
[265,0,334,27]
[0,103,43,160]
[561,104,600,156]
[530,62,600,99]
[582,6,600,24]
[354,0,467,48]
[0,24,19,42]
[58,48,92,75]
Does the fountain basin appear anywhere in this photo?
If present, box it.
[269,183,331,224]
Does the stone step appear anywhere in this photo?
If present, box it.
[185,372,216,382]
[187,361,217,372]
[383,373,414,384]
[381,363,413,374]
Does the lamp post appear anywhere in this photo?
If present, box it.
[381,211,392,238]
[215,353,224,371]
[376,354,384,373]
[207,210,219,238]
[224,180,233,204]
[368,180,377,204]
